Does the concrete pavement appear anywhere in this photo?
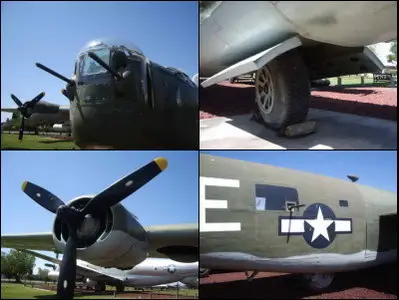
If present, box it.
[200,109,397,149]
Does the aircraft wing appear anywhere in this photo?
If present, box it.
[1,108,19,113]
[144,224,198,261]
[1,232,55,251]
[2,223,198,262]
[19,249,126,283]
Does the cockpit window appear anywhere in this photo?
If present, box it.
[80,48,110,77]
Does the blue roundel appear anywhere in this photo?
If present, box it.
[303,203,336,249]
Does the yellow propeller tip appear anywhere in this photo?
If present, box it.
[21,181,28,191]
[154,157,168,171]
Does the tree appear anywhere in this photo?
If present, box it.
[387,41,397,65]
[37,267,50,283]
[1,251,7,277]
[2,250,35,283]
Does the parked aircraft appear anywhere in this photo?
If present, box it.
[35,39,198,149]
[1,157,198,299]
[200,1,397,130]
[1,92,70,140]
[199,154,397,290]
[2,39,198,149]
[20,249,197,292]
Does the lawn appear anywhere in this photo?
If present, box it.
[328,75,393,86]
[1,133,78,150]
[1,283,127,299]
[1,283,198,299]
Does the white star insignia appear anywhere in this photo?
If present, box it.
[305,207,334,242]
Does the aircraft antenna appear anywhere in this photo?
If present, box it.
[347,175,359,182]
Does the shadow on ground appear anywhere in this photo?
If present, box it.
[200,263,397,299]
[200,84,397,121]
[39,139,74,144]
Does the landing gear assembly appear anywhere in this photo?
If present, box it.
[253,50,314,137]
[301,272,335,290]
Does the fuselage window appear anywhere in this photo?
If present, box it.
[339,200,349,207]
[255,184,299,211]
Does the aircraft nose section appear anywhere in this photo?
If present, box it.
[77,84,114,104]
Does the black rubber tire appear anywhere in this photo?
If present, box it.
[300,273,335,291]
[229,77,236,84]
[255,49,310,129]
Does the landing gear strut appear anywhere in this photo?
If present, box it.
[94,282,106,292]
[244,271,259,282]
[116,283,125,293]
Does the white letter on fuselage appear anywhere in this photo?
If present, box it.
[200,176,241,232]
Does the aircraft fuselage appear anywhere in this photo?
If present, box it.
[199,154,397,273]
[68,44,198,149]
[200,1,397,77]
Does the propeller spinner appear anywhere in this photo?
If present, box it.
[21,157,168,299]
[10,92,46,141]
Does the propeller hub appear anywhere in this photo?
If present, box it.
[56,205,83,228]
[77,214,100,237]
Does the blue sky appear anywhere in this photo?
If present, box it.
[201,151,397,192]
[1,151,198,273]
[1,1,198,122]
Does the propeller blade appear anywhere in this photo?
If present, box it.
[36,63,74,86]
[30,92,46,106]
[61,89,69,99]
[21,181,65,214]
[81,157,167,215]
[18,118,25,141]
[56,233,77,299]
[11,94,23,107]
[87,52,122,80]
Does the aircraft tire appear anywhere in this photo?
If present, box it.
[229,77,236,84]
[301,272,335,291]
[254,49,310,130]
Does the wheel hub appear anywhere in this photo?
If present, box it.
[255,66,274,115]
[305,272,334,290]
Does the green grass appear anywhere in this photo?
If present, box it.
[1,133,78,150]
[1,283,198,299]
[1,283,54,299]
[328,75,393,87]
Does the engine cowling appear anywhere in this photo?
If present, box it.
[52,195,149,269]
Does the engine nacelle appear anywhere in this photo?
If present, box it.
[48,269,84,282]
[180,276,198,288]
[52,123,71,132]
[48,270,59,281]
[52,195,149,269]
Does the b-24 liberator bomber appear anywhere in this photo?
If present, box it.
[200,154,397,290]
